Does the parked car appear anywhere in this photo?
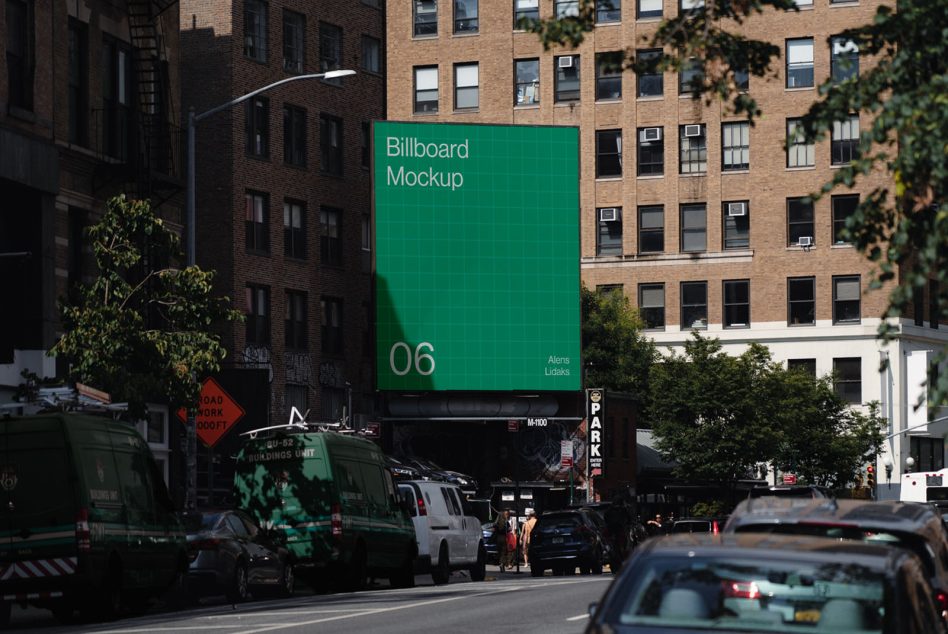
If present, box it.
[234,429,417,592]
[528,508,607,577]
[184,509,293,602]
[397,480,486,584]
[385,455,423,482]
[586,532,944,634]
[405,458,478,495]
[0,412,186,624]
[481,522,500,565]
[670,517,725,534]
[725,497,948,621]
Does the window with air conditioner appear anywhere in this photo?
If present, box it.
[640,127,661,142]
[679,125,706,174]
[555,56,580,102]
[637,128,664,176]
[597,207,623,256]
[599,208,618,222]
[723,201,749,250]
[727,202,746,217]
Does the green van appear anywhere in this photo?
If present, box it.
[234,430,416,591]
[0,412,186,624]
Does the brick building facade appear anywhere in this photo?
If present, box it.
[385,0,948,497]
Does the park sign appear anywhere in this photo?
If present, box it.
[373,121,580,391]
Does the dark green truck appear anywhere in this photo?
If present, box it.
[234,430,416,591]
[0,412,186,623]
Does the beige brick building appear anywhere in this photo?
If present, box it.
[386,0,948,495]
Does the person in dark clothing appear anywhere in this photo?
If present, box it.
[494,509,514,571]
[604,494,633,572]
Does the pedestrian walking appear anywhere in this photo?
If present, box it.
[521,510,537,566]
[494,509,514,571]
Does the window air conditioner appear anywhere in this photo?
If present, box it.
[558,56,574,69]
[727,202,747,217]
[684,124,703,138]
[639,127,662,143]
[797,236,813,247]
[598,208,619,222]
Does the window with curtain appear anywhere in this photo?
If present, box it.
[454,62,479,109]
[639,284,665,329]
[831,37,859,83]
[786,38,814,88]
[638,206,664,252]
[831,115,859,165]
[680,204,707,252]
[787,119,814,168]
[833,276,861,324]
[414,66,439,112]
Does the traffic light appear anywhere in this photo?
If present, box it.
[866,465,876,489]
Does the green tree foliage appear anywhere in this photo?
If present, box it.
[649,334,885,486]
[52,196,241,419]
[529,0,948,406]
[581,285,658,410]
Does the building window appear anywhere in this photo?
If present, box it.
[321,297,344,355]
[636,50,662,97]
[361,121,371,168]
[284,199,306,259]
[555,0,579,17]
[831,37,858,83]
[639,284,665,329]
[285,290,308,350]
[454,62,479,109]
[734,67,749,91]
[514,0,539,26]
[910,437,945,472]
[786,38,814,88]
[319,22,342,77]
[721,121,749,171]
[414,0,438,36]
[787,118,814,168]
[283,10,305,73]
[596,130,622,178]
[6,0,33,110]
[638,0,662,18]
[678,58,703,94]
[246,96,269,158]
[680,204,707,252]
[244,0,268,63]
[515,59,540,105]
[597,0,621,23]
[638,205,664,253]
[320,114,343,176]
[794,0,813,6]
[787,197,814,247]
[245,191,269,253]
[679,124,707,174]
[636,127,663,176]
[554,55,580,102]
[455,0,478,33]
[362,214,372,271]
[597,284,623,296]
[596,207,623,256]
[723,201,750,249]
[831,115,859,165]
[414,65,439,113]
[283,104,306,167]
[832,195,858,244]
[361,36,381,74]
[595,52,623,101]
[245,284,271,346]
[681,282,708,330]
[914,288,925,327]
[680,0,704,11]
[68,18,89,146]
[930,280,940,329]
[101,37,133,161]
[787,358,816,376]
[788,277,815,325]
[286,384,309,419]
[833,275,861,324]
[833,357,862,404]
[320,206,342,266]
[723,280,750,328]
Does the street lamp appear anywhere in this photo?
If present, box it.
[883,456,893,489]
[905,456,915,474]
[182,69,356,509]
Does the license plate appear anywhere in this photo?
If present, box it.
[552,537,564,544]
[794,609,821,623]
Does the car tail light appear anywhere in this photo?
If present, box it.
[417,497,427,516]
[712,520,720,535]
[936,590,948,613]
[722,580,761,599]
[332,503,343,537]
[75,508,91,553]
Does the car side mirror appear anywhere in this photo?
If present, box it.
[588,601,598,617]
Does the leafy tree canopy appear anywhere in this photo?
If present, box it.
[529,0,948,407]
[52,196,241,419]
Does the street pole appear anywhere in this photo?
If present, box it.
[183,69,355,511]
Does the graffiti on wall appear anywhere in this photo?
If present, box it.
[285,352,314,386]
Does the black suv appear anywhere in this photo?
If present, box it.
[528,508,608,577]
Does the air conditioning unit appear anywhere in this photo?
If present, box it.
[684,124,703,138]
[639,127,662,143]
[598,207,619,222]
[797,236,813,247]
[558,56,574,69]
[727,202,747,217]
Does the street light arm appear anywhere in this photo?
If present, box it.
[193,71,356,123]
[884,413,948,440]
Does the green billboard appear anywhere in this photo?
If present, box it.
[374,121,580,391]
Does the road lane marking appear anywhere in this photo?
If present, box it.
[566,614,589,621]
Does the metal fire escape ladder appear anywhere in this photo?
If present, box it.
[126,0,180,199]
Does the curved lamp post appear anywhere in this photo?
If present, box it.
[183,69,356,509]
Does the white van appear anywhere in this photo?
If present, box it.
[396,480,486,584]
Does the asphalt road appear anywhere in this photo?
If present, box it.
[4,566,613,634]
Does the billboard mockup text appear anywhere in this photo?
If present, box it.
[374,121,580,391]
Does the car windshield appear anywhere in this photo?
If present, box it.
[536,514,581,531]
[673,521,712,533]
[608,555,885,632]
[184,512,222,532]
